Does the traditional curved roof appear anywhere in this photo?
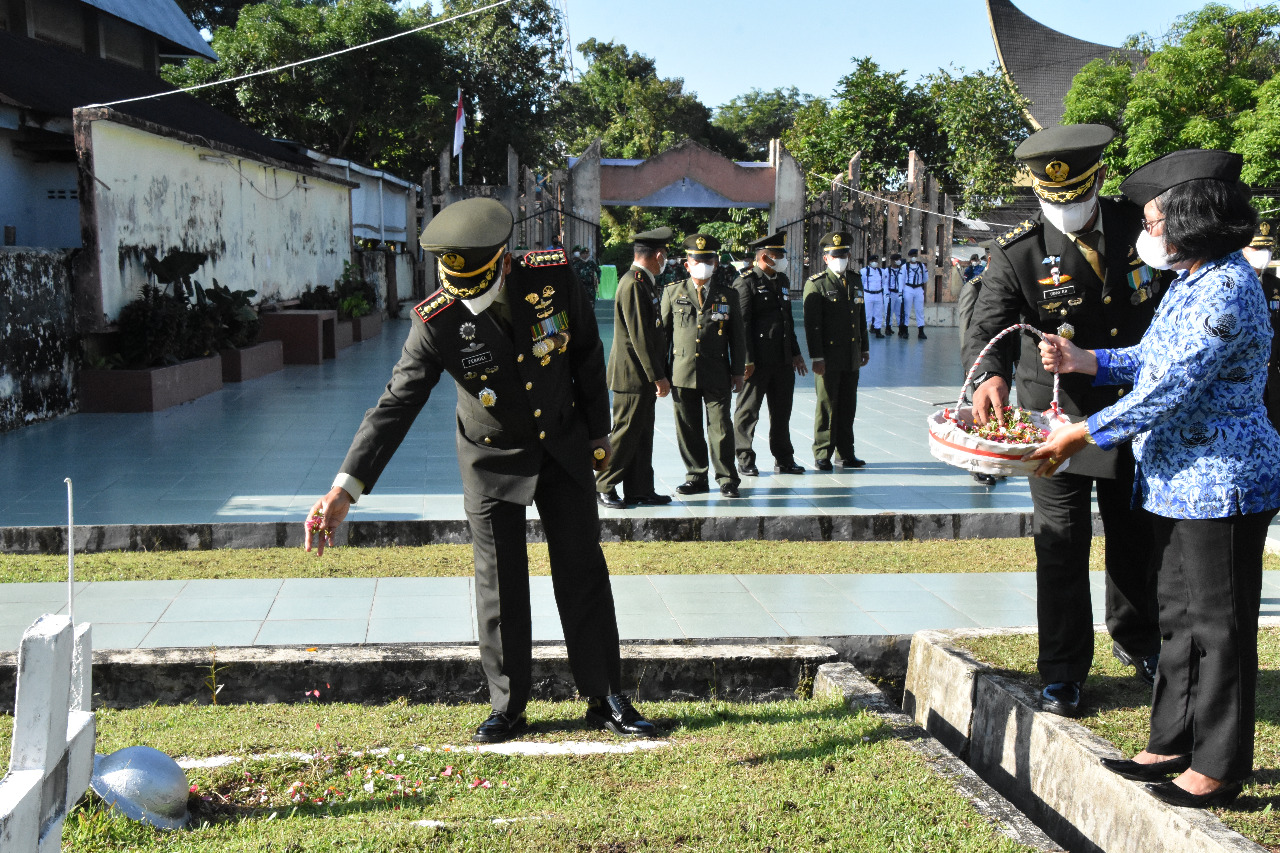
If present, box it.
[987,0,1139,129]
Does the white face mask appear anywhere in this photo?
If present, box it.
[1135,229,1174,270]
[689,261,715,281]
[1039,196,1099,234]
[869,261,880,268]
[826,257,849,275]
[767,255,785,273]
[462,270,505,314]
[1243,246,1272,272]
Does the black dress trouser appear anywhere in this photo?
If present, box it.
[733,363,797,468]
[596,390,656,498]
[466,453,623,715]
[1027,446,1160,684]
[1146,510,1277,781]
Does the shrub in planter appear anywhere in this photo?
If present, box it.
[335,260,377,320]
[298,285,339,310]
[207,281,261,348]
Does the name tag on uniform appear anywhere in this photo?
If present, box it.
[1041,284,1076,299]
[462,351,493,369]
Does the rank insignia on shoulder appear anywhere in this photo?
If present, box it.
[996,219,1039,248]
[414,289,454,323]
[521,248,568,268]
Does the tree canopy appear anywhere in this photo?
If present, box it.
[781,58,1029,211]
[1062,3,1280,194]
[713,87,816,160]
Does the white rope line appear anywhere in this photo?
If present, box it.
[83,0,515,109]
[804,167,1021,232]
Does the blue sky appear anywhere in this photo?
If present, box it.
[420,0,1249,109]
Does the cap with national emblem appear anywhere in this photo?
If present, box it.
[631,226,673,248]
[420,197,513,301]
[1119,148,1245,207]
[1252,220,1275,249]
[748,231,787,254]
[819,231,852,255]
[1016,124,1116,204]
[683,233,721,260]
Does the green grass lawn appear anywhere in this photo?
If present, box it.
[956,628,1280,850]
[0,698,1040,852]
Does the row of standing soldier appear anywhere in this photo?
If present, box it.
[595,228,869,508]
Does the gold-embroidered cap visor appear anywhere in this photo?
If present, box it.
[438,244,507,300]
[1032,162,1101,203]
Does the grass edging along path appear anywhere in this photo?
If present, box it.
[954,628,1280,852]
[9,537,1271,583]
[0,699,1047,852]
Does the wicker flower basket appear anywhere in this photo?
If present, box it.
[927,323,1072,477]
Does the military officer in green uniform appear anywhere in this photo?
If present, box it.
[306,198,655,744]
[662,233,750,497]
[966,124,1163,718]
[732,231,807,476]
[804,231,870,471]
[570,245,601,306]
[595,228,674,509]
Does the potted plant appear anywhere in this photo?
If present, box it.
[336,261,382,342]
[208,281,283,382]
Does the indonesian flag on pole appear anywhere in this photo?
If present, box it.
[453,89,465,158]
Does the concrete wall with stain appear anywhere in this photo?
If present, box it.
[88,120,353,322]
[0,248,77,432]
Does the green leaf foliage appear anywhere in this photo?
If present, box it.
[713,86,817,160]
[1062,3,1280,197]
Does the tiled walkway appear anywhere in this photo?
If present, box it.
[5,308,1279,653]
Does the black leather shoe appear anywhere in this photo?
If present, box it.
[676,479,709,495]
[839,457,866,469]
[973,472,998,486]
[586,695,657,737]
[1040,681,1082,717]
[739,463,759,477]
[720,482,740,497]
[1113,642,1159,686]
[597,489,627,509]
[630,493,672,506]
[814,459,833,471]
[1146,779,1243,808]
[472,710,527,743]
[898,326,909,339]
[1101,755,1192,781]
[917,327,927,340]
[774,461,805,475]
[873,328,884,339]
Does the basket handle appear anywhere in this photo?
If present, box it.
[955,323,1060,419]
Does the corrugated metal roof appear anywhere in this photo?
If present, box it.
[80,0,217,60]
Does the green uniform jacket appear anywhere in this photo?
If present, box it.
[606,264,666,392]
[733,267,800,368]
[802,269,869,371]
[964,199,1163,418]
[339,249,610,506]
[661,278,747,390]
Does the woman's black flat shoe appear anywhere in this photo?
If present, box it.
[1100,755,1192,781]
[1145,779,1243,808]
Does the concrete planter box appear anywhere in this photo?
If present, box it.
[79,354,223,413]
[259,309,337,364]
[219,340,284,383]
[335,319,354,351]
[351,311,383,342]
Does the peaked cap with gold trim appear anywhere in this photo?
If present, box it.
[748,231,786,253]
[818,231,852,254]
[419,197,513,301]
[1253,220,1275,250]
[682,232,720,260]
[1015,124,1116,205]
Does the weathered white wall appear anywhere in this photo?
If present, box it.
[88,120,352,322]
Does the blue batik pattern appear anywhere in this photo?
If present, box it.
[1086,251,1280,519]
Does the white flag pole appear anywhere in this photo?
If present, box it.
[65,477,75,624]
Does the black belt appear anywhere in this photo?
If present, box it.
[864,289,882,294]
[905,283,925,288]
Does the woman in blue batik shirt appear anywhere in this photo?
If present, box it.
[1030,149,1280,809]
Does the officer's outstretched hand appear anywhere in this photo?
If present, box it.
[732,375,745,394]
[305,487,351,557]
[972,376,1011,427]
[793,355,808,377]
[654,378,671,398]
[589,436,613,472]
[812,360,826,377]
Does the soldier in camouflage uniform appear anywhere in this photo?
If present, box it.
[570,245,601,306]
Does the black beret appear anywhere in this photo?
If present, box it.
[1015,124,1116,204]
[631,226,673,248]
[419,197,513,300]
[1119,148,1244,207]
[748,231,787,253]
